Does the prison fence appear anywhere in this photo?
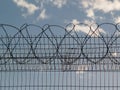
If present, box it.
[0,23,120,90]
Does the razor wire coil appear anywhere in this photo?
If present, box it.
[0,23,120,71]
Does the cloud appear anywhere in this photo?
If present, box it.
[13,0,39,16]
[50,0,67,8]
[72,19,79,24]
[81,0,120,13]
[80,0,120,21]
[35,0,68,9]
[67,19,106,37]
[37,9,48,20]
[86,9,95,19]
[93,0,120,13]
[81,0,90,8]
[114,16,120,23]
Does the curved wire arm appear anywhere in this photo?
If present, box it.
[0,23,120,71]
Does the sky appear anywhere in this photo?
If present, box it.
[1,0,120,26]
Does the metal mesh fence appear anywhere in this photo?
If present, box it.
[0,23,120,90]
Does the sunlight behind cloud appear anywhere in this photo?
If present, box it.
[76,65,88,74]
[112,52,117,57]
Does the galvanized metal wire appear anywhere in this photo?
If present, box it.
[0,23,120,90]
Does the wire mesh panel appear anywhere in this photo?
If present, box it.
[0,23,120,90]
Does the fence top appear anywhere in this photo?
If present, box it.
[0,23,120,71]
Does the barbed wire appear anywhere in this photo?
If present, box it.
[0,23,120,71]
